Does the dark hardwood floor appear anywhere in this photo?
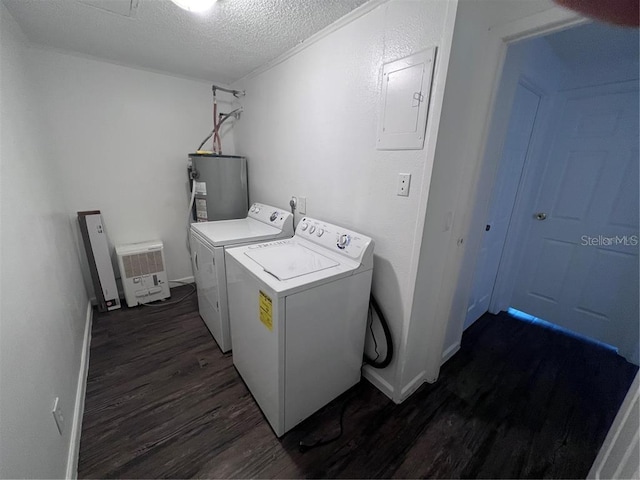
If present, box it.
[78,286,637,478]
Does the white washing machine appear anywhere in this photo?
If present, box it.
[225,216,374,437]
[190,203,293,352]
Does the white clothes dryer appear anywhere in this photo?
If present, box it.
[225,216,374,437]
[190,203,293,352]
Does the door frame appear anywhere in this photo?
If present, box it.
[465,77,545,327]
[487,76,557,315]
[462,75,552,328]
[420,7,589,389]
[588,372,640,479]
[428,9,636,476]
[458,11,590,326]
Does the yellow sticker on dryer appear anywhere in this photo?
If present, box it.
[259,290,273,331]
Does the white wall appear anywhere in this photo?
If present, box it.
[27,48,237,287]
[557,24,640,90]
[565,57,639,89]
[231,0,457,400]
[0,4,89,477]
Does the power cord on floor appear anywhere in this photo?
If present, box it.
[140,280,196,308]
[298,390,357,453]
[299,295,392,453]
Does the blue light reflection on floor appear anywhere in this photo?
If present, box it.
[507,307,619,354]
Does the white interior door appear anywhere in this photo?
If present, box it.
[510,81,639,362]
[465,82,541,328]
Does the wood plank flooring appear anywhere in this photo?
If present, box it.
[78,286,637,478]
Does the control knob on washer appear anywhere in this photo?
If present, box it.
[270,211,278,222]
[309,225,316,234]
[300,221,309,231]
[337,234,350,249]
[316,228,324,237]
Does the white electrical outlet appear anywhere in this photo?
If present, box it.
[397,173,411,196]
[298,196,307,214]
[52,397,64,435]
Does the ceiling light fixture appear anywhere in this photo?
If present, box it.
[170,0,217,13]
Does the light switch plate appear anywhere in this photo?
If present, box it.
[298,196,306,214]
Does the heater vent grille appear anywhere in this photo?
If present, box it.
[121,250,164,278]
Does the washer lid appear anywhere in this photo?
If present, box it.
[245,242,339,280]
[191,218,281,246]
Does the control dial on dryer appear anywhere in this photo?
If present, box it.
[337,234,350,249]
[309,226,316,234]
[270,211,278,222]
[300,221,309,231]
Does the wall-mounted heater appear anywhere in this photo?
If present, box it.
[116,240,170,307]
[78,211,121,312]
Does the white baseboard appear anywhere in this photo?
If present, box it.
[362,365,395,402]
[398,370,426,403]
[65,301,93,480]
[441,342,461,365]
[170,276,195,284]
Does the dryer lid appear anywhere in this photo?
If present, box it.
[244,242,339,280]
[191,217,281,246]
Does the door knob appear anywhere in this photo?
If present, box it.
[535,212,547,221]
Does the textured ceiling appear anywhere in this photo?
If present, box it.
[2,0,369,84]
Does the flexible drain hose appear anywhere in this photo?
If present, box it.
[364,294,394,369]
